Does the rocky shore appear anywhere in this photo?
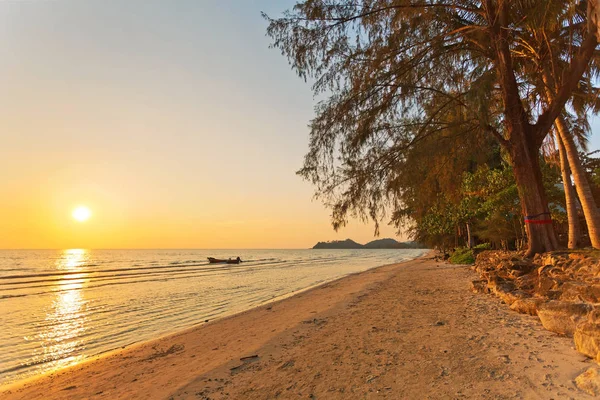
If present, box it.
[472,250,600,395]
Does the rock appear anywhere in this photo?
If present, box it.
[537,264,561,277]
[507,260,535,274]
[539,254,560,267]
[547,268,570,280]
[536,274,561,296]
[513,273,536,292]
[537,301,592,336]
[484,278,500,293]
[575,367,600,396]
[587,306,600,324]
[494,286,527,306]
[560,281,598,303]
[488,278,514,292]
[590,284,600,300]
[470,280,488,294]
[482,271,501,285]
[545,290,562,300]
[575,307,600,360]
[569,253,588,261]
[574,322,600,360]
[510,298,543,316]
[507,269,526,279]
[572,262,596,278]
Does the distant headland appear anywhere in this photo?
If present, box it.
[311,238,426,249]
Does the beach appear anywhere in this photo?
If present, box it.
[0,248,425,384]
[2,255,594,399]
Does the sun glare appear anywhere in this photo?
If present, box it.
[72,206,91,222]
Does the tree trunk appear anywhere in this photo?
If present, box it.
[486,1,560,256]
[455,226,459,249]
[509,124,558,257]
[541,69,600,249]
[589,0,600,39]
[555,117,600,248]
[556,131,580,248]
[466,222,474,248]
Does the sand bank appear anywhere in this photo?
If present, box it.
[1,256,594,399]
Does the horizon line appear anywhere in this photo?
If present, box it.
[0,247,313,251]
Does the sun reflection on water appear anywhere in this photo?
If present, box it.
[34,249,90,372]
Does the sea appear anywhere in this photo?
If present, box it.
[0,248,427,385]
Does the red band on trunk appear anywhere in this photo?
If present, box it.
[524,219,553,224]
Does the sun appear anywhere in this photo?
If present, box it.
[72,206,92,222]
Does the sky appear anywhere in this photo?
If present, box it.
[0,0,405,249]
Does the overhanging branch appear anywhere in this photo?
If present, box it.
[533,33,598,141]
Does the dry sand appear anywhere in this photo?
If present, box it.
[1,255,595,399]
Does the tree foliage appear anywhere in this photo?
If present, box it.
[265,1,600,254]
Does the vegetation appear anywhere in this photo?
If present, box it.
[266,1,600,256]
[449,247,475,265]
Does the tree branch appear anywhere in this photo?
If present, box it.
[485,124,509,148]
[533,33,598,141]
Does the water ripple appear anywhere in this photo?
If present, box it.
[0,248,426,385]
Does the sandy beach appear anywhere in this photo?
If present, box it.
[1,255,594,399]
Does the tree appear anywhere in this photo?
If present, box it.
[462,164,523,250]
[266,1,599,255]
[555,131,582,248]
[508,1,600,249]
[581,150,600,206]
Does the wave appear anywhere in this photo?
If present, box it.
[0,294,27,300]
[0,249,426,385]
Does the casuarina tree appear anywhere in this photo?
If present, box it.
[265,1,600,256]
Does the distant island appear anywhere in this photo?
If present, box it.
[312,238,426,249]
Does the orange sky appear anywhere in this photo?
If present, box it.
[0,1,405,249]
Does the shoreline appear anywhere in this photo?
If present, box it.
[1,254,429,397]
[0,251,428,389]
[2,253,594,399]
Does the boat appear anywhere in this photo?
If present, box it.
[207,257,242,264]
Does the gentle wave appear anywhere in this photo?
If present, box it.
[0,248,426,385]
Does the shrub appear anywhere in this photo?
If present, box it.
[449,247,475,264]
[473,243,492,250]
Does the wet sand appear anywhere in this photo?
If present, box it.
[1,256,594,399]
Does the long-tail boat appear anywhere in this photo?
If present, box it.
[207,257,242,264]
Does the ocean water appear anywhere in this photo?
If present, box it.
[0,248,427,385]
